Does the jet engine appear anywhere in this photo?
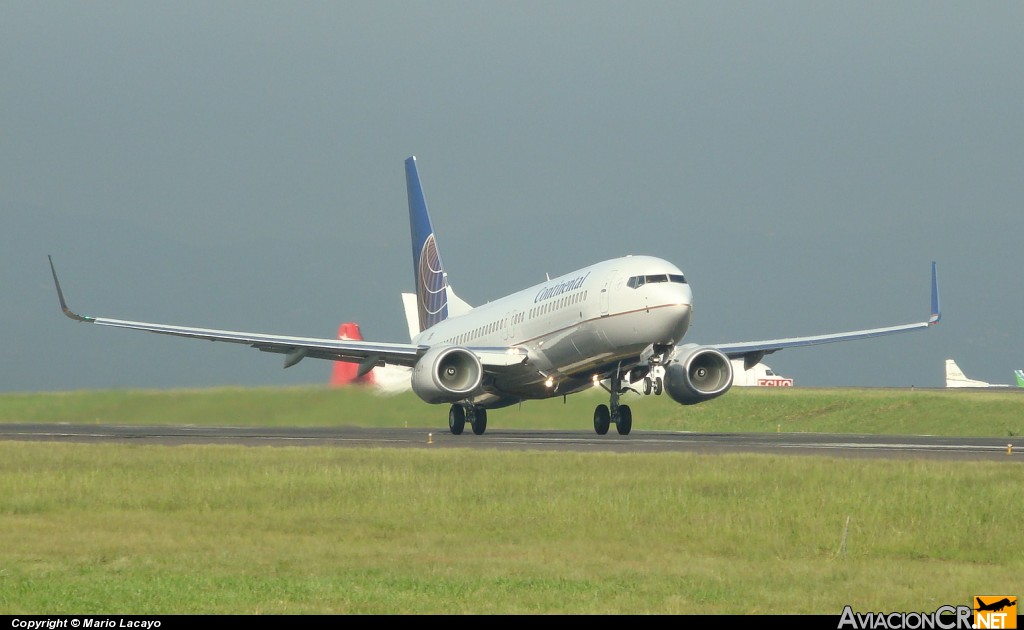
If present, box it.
[410,345,484,404]
[663,344,733,405]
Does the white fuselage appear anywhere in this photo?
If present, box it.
[412,255,693,405]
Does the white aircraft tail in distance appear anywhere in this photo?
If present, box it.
[732,361,793,387]
[945,359,1022,388]
[49,156,942,436]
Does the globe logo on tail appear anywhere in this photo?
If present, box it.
[417,233,448,332]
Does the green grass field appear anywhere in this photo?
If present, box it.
[2,385,1022,436]
[0,386,1021,614]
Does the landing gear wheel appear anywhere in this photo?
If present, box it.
[594,404,610,435]
[448,404,466,435]
[654,377,663,396]
[615,404,633,435]
[471,407,488,435]
[643,377,653,395]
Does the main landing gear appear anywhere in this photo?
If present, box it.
[594,369,633,436]
[449,403,488,436]
[642,374,664,396]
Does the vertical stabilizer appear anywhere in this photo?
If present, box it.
[1015,369,1024,388]
[406,156,450,333]
[330,323,375,387]
[330,321,412,393]
[945,359,992,388]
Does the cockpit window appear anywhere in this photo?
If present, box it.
[627,273,687,288]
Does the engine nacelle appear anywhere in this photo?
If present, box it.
[410,345,484,404]
[663,344,734,405]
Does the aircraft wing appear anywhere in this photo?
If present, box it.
[705,262,941,368]
[49,256,423,371]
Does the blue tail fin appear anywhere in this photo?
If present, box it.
[405,156,449,333]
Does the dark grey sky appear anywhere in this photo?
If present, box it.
[3,2,1022,393]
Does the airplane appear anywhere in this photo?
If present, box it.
[335,313,790,394]
[48,155,942,436]
[357,292,795,392]
[330,323,376,387]
[732,361,793,387]
[330,322,412,394]
[974,596,1016,613]
[944,359,1020,388]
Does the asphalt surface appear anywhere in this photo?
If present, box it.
[0,423,1020,462]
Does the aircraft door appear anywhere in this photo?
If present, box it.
[599,271,616,316]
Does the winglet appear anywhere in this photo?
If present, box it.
[928,261,941,325]
[48,255,94,322]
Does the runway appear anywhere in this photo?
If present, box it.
[0,423,1020,462]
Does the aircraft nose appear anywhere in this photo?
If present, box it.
[675,283,693,307]
[674,303,692,339]
[674,284,693,328]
